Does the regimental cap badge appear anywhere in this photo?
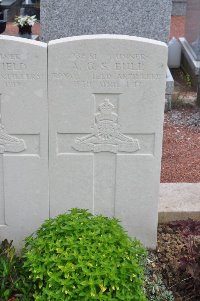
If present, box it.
[98,99,115,114]
[73,98,140,154]
[96,99,117,123]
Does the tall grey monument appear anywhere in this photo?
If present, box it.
[41,0,172,42]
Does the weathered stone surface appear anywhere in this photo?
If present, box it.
[48,35,167,248]
[0,36,48,248]
[41,0,172,42]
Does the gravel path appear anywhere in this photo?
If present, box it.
[161,108,200,183]
[166,109,200,128]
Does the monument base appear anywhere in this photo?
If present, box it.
[179,38,200,105]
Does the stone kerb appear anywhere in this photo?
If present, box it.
[0,35,167,249]
[0,35,49,249]
[48,35,167,248]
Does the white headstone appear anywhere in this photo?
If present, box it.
[0,36,48,248]
[49,35,167,248]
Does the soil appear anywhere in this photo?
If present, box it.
[161,108,200,182]
[157,69,200,301]
[156,221,200,301]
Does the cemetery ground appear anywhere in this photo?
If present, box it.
[154,68,200,301]
[161,68,200,183]
[1,68,199,301]
[0,19,200,300]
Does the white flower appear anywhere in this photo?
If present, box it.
[14,15,37,26]
[27,16,37,26]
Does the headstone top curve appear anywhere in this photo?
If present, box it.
[0,35,47,48]
[48,34,167,49]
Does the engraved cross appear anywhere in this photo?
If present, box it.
[57,96,140,217]
[0,95,39,226]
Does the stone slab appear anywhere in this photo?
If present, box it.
[166,68,174,95]
[185,0,200,60]
[180,38,200,105]
[0,35,48,249]
[165,68,174,111]
[41,0,172,43]
[48,35,167,248]
[159,183,200,222]
[180,37,200,75]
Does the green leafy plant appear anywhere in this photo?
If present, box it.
[179,70,192,88]
[0,239,32,301]
[185,73,192,88]
[23,208,147,301]
[0,239,16,300]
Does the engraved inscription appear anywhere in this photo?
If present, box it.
[0,52,40,87]
[50,51,163,89]
[73,99,140,153]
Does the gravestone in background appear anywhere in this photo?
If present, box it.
[179,0,200,104]
[20,0,40,20]
[49,35,167,248]
[41,0,172,42]
[171,0,187,16]
[0,0,22,21]
[185,0,200,60]
[0,36,48,248]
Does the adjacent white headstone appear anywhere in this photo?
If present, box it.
[49,35,167,248]
[0,36,48,249]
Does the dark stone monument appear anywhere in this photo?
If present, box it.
[185,0,200,60]
[0,0,23,21]
[179,0,200,105]
[20,0,40,20]
[172,0,187,16]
